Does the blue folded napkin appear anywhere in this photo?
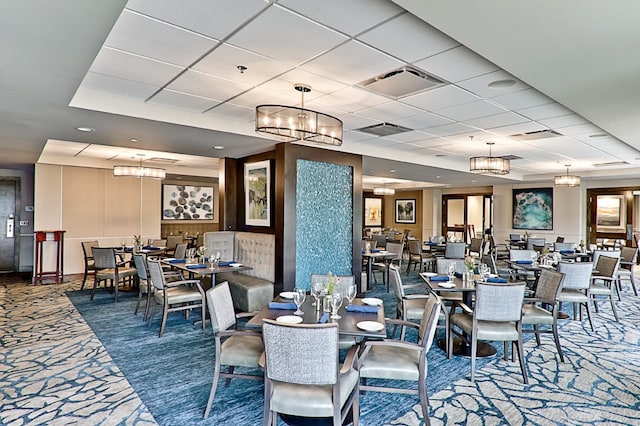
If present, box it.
[318,312,329,323]
[515,260,533,264]
[371,249,380,253]
[168,258,185,264]
[185,263,207,269]
[487,277,507,283]
[429,275,450,282]
[346,305,378,313]
[269,302,297,310]
[560,250,574,255]
[218,261,235,267]
[143,245,161,250]
[123,247,133,253]
[428,242,438,246]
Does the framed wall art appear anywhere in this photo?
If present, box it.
[162,185,214,220]
[395,199,416,224]
[512,188,553,230]
[245,160,271,226]
[364,197,382,227]
[596,194,626,232]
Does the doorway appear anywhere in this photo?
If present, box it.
[0,179,18,272]
[442,193,493,242]
[587,187,635,247]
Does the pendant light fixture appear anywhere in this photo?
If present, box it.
[554,164,580,187]
[113,155,166,179]
[469,139,510,175]
[373,187,395,196]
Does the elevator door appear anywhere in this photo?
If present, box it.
[0,180,17,272]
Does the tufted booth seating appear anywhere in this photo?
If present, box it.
[204,231,275,313]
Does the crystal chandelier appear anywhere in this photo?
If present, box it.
[469,141,510,175]
[255,84,343,146]
[554,164,580,187]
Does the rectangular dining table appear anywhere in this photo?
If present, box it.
[362,250,396,292]
[159,258,252,285]
[246,297,387,339]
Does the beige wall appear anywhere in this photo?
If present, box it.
[382,190,423,241]
[35,164,162,275]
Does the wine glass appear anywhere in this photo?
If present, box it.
[531,252,538,265]
[330,292,343,319]
[448,263,456,281]
[293,288,306,316]
[346,284,357,307]
[311,281,323,306]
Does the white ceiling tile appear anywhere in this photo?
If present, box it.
[405,136,450,148]
[148,89,218,112]
[457,70,529,99]
[413,46,498,83]
[165,70,250,102]
[90,47,183,87]
[464,111,530,130]
[126,0,267,40]
[104,9,218,67]
[538,114,588,129]
[257,69,348,101]
[357,13,459,63]
[490,88,553,110]
[301,40,403,86]
[487,121,549,137]
[437,100,506,122]
[383,142,425,152]
[208,102,255,123]
[425,122,478,137]
[384,131,434,143]
[343,129,379,143]
[352,136,398,147]
[193,44,293,86]
[356,101,424,122]
[339,114,379,131]
[554,123,602,137]
[516,102,574,120]
[393,112,453,129]
[310,86,390,114]
[279,0,403,36]
[227,5,347,66]
[80,72,160,99]
[228,85,296,109]
[403,85,481,111]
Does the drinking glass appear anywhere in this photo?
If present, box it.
[448,263,456,280]
[293,288,306,316]
[311,281,323,306]
[330,292,343,319]
[531,252,538,265]
[346,284,357,306]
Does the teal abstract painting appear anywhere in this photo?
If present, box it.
[512,188,553,230]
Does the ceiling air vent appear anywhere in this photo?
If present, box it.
[510,129,562,141]
[501,154,522,161]
[359,66,446,98]
[148,157,179,164]
[355,122,413,137]
[592,161,628,167]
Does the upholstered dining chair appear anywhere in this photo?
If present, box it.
[358,293,442,425]
[203,282,264,418]
[80,240,99,290]
[132,253,152,320]
[444,242,466,259]
[590,255,620,322]
[468,238,484,257]
[557,262,594,332]
[261,319,359,426]
[90,247,137,303]
[146,258,205,337]
[164,235,185,256]
[526,238,546,251]
[372,241,404,289]
[406,239,433,274]
[173,243,188,259]
[554,242,575,252]
[617,246,638,297]
[521,268,566,362]
[449,281,528,383]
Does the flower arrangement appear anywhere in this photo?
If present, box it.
[464,255,475,271]
[324,271,338,295]
[133,235,142,246]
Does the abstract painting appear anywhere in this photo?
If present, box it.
[162,185,214,220]
[245,160,270,226]
[512,188,553,230]
[395,199,416,224]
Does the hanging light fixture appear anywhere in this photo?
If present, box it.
[113,155,166,179]
[373,187,395,196]
[554,164,581,187]
[469,140,510,175]
[255,84,343,146]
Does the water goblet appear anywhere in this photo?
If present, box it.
[346,284,357,307]
[311,281,323,306]
[330,292,343,319]
[448,263,456,281]
[293,288,306,316]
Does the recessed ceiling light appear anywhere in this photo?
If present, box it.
[213,145,225,150]
[389,169,397,173]
[435,176,441,179]
[75,127,95,132]
[471,180,477,183]
[589,133,608,138]
[487,79,516,89]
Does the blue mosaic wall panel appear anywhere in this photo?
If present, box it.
[295,159,353,290]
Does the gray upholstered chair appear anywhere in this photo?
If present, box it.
[165,235,185,256]
[406,239,433,274]
[132,253,152,320]
[591,249,620,271]
[526,238,546,251]
[372,241,403,289]
[449,281,528,383]
[444,242,466,259]
[81,240,99,290]
[150,238,167,247]
[261,319,359,426]
[203,282,264,418]
[590,255,620,322]
[554,242,575,252]
[617,246,638,297]
[557,261,594,331]
[146,258,205,337]
[521,268,566,362]
[358,293,442,425]
[468,238,484,257]
[372,234,387,250]
[173,243,188,259]
[91,247,137,303]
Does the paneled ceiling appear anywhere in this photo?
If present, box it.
[2,0,640,189]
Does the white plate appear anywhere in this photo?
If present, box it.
[488,273,498,278]
[276,315,303,324]
[357,321,384,332]
[437,282,456,288]
[421,272,437,277]
[377,250,389,254]
[361,297,383,306]
[279,292,295,299]
[230,263,242,267]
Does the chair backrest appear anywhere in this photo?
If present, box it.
[418,292,442,351]
[132,253,148,280]
[436,258,465,275]
[595,255,620,278]
[205,281,236,332]
[92,247,116,269]
[373,234,387,249]
[388,264,406,301]
[510,233,523,242]
[174,243,188,259]
[82,240,99,260]
[557,261,592,290]
[386,242,403,261]
[554,242,574,251]
[310,274,354,295]
[535,269,565,304]
[468,238,484,255]
[445,242,466,259]
[474,282,526,322]
[146,259,167,291]
[362,239,375,251]
[526,238,546,250]
[592,249,620,268]
[166,235,184,250]
[620,246,638,263]
[262,319,339,385]
[151,238,167,247]
[556,236,565,243]
[510,249,536,261]
[407,239,422,256]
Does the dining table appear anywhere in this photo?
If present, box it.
[361,250,396,292]
[159,258,252,286]
[420,272,498,358]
